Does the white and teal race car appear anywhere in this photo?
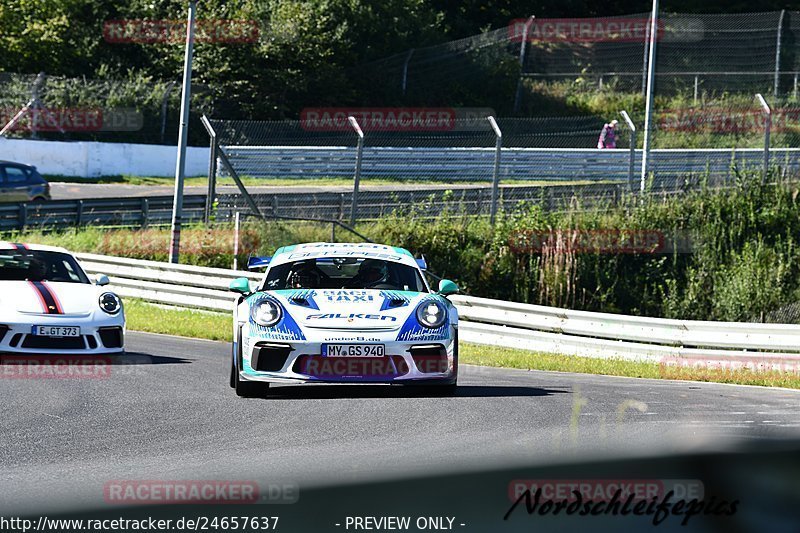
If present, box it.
[228,242,459,397]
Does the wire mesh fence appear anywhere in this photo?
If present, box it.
[354,10,800,111]
[207,112,800,224]
[0,72,217,145]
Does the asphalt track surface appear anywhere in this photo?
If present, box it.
[2,332,800,526]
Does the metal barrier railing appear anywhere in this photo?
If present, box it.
[76,252,800,367]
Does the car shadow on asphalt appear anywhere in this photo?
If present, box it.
[257,384,569,400]
[0,351,191,365]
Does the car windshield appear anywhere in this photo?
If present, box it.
[262,257,427,292]
[0,250,90,283]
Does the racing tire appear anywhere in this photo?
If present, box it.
[235,373,269,398]
[232,331,270,398]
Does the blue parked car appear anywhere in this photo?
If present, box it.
[0,161,50,203]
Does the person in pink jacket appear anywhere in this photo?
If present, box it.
[597,119,618,148]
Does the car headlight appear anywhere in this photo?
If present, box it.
[99,292,122,314]
[250,298,283,327]
[416,300,447,329]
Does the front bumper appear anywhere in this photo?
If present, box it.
[238,333,457,385]
[0,315,125,355]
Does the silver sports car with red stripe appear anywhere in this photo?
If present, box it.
[0,243,125,354]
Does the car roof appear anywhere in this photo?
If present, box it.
[270,242,418,268]
[0,242,72,254]
[0,161,33,168]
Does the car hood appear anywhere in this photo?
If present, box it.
[267,289,436,331]
[0,281,100,316]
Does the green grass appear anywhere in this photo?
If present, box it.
[125,299,232,342]
[124,299,800,390]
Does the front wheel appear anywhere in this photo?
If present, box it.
[231,335,270,398]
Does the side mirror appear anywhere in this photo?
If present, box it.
[229,277,252,295]
[437,279,459,296]
[95,274,110,286]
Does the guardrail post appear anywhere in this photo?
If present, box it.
[487,116,503,225]
[756,93,771,184]
[200,115,218,224]
[620,111,637,193]
[141,197,150,228]
[18,203,27,231]
[75,200,84,230]
[348,116,365,226]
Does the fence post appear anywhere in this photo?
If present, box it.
[233,211,240,270]
[513,16,535,114]
[693,75,699,105]
[641,21,650,98]
[756,93,771,184]
[620,111,637,193]
[487,116,503,225]
[794,73,799,101]
[200,115,218,223]
[160,81,175,144]
[774,10,785,98]
[640,0,659,192]
[348,116,365,226]
[401,49,415,96]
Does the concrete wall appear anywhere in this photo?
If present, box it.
[0,138,209,178]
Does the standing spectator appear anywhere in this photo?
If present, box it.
[597,119,618,149]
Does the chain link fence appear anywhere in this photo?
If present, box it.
[355,11,800,111]
[0,72,220,145]
[205,111,800,224]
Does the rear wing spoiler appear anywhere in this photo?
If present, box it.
[247,256,271,270]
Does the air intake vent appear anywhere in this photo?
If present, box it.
[252,343,293,372]
[98,327,123,349]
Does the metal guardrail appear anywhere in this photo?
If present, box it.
[0,183,629,230]
[221,146,800,184]
[77,253,800,366]
[0,195,206,231]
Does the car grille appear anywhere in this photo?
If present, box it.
[98,327,123,349]
[21,335,87,350]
